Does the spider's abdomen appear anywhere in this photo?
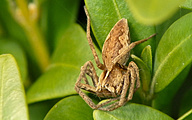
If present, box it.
[102,18,130,71]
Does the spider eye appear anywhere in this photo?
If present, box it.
[105,84,109,87]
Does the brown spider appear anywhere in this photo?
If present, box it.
[75,7,156,111]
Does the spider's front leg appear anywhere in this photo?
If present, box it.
[84,6,105,70]
[75,61,120,110]
[112,34,156,65]
[99,61,140,111]
[75,61,99,109]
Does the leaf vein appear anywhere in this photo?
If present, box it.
[112,0,122,19]
[151,34,192,93]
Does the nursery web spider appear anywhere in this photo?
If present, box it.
[75,7,156,111]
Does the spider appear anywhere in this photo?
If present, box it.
[75,7,156,111]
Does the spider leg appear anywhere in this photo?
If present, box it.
[84,6,105,70]
[75,61,99,109]
[96,97,120,108]
[98,68,131,111]
[99,61,140,111]
[112,34,156,65]
[84,61,99,86]
[75,61,122,110]
[75,85,97,109]
[133,62,140,92]
[97,97,120,111]
[127,61,140,101]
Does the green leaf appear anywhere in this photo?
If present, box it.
[0,54,29,120]
[29,100,58,120]
[47,0,80,47]
[126,0,185,25]
[140,45,152,72]
[179,109,192,120]
[44,96,93,120]
[131,54,151,92]
[85,0,156,56]
[155,8,191,46]
[0,39,27,82]
[178,87,192,120]
[152,64,191,116]
[0,0,43,76]
[51,23,98,65]
[93,103,173,120]
[27,65,79,103]
[181,0,192,10]
[27,24,98,103]
[152,12,192,92]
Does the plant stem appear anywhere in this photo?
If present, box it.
[137,89,153,106]
[178,109,192,120]
[15,0,29,22]
[25,23,50,71]
[14,0,50,72]
[149,77,156,99]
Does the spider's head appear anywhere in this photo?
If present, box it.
[96,64,125,98]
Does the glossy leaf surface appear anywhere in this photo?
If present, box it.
[27,24,97,103]
[94,103,173,120]
[0,39,27,81]
[152,12,192,92]
[29,100,58,120]
[0,54,28,120]
[44,96,93,120]
[131,54,151,92]
[85,0,156,56]
[178,86,192,120]
[152,64,191,115]
[140,45,152,72]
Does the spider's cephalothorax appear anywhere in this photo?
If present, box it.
[96,63,127,98]
[75,6,156,111]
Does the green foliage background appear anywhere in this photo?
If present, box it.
[0,0,192,119]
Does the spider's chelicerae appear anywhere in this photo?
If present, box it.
[75,7,156,111]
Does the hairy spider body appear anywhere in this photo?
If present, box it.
[96,64,126,98]
[75,7,156,111]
